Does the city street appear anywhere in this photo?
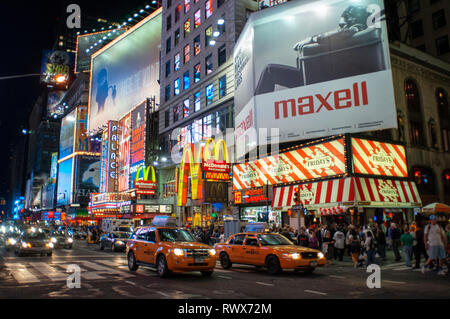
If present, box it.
[1,240,448,299]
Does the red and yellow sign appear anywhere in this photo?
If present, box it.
[351,138,407,178]
[233,138,346,190]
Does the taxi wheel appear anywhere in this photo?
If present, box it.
[266,256,282,275]
[220,252,232,269]
[201,271,213,277]
[127,252,139,271]
[156,255,170,278]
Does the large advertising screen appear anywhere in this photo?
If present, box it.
[50,152,58,184]
[47,90,66,117]
[351,137,408,178]
[130,103,147,189]
[234,0,396,147]
[59,110,76,159]
[56,158,73,206]
[75,29,127,73]
[88,10,161,131]
[75,156,101,205]
[75,105,101,153]
[41,50,74,85]
[233,137,346,190]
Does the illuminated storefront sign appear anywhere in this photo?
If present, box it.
[233,137,346,190]
[130,103,147,188]
[118,113,131,191]
[105,121,118,193]
[234,187,270,205]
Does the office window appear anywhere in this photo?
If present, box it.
[194,9,201,28]
[183,99,190,118]
[432,9,446,30]
[174,53,181,71]
[183,71,190,90]
[165,110,170,127]
[184,19,191,38]
[405,79,425,146]
[219,75,226,98]
[436,36,450,55]
[174,29,180,46]
[166,37,171,53]
[407,0,420,13]
[205,54,213,75]
[184,0,190,13]
[205,26,213,47]
[436,89,450,152]
[194,91,201,112]
[194,35,201,55]
[411,20,423,38]
[174,78,181,96]
[165,60,171,78]
[165,85,171,102]
[218,15,225,34]
[167,0,172,8]
[206,83,214,105]
[167,15,172,31]
[218,44,226,66]
[205,0,213,19]
[194,63,201,83]
[218,0,226,7]
[175,4,181,22]
[173,106,179,123]
[184,44,190,63]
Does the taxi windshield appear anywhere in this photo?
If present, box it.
[258,234,293,246]
[23,232,47,240]
[158,229,196,242]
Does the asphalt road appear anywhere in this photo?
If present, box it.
[0,240,448,299]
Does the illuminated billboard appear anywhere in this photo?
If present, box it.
[130,103,147,189]
[75,105,101,153]
[88,10,162,131]
[234,0,396,147]
[99,121,119,193]
[41,50,74,85]
[75,29,127,73]
[118,113,132,192]
[57,158,73,206]
[59,110,76,159]
[50,152,58,184]
[47,90,66,116]
[75,156,101,205]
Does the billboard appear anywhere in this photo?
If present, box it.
[75,105,101,153]
[88,10,161,131]
[41,50,74,85]
[233,138,346,190]
[351,138,408,178]
[59,110,76,159]
[130,103,147,188]
[101,121,119,193]
[118,113,132,191]
[234,0,396,147]
[47,90,66,116]
[75,29,127,73]
[75,156,101,205]
[42,184,55,210]
[56,158,73,206]
[50,152,58,184]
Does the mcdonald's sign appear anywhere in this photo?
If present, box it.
[203,181,228,204]
[134,165,157,194]
[177,138,229,206]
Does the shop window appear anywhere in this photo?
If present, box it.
[194,35,201,55]
[219,75,226,98]
[205,54,213,75]
[432,9,446,30]
[184,0,190,13]
[405,79,426,146]
[411,167,436,195]
[436,36,450,55]
[205,26,213,47]
[428,118,439,149]
[436,88,450,152]
[184,44,190,63]
[166,37,171,54]
[184,19,190,38]
[443,170,450,194]
[174,28,180,46]
[183,99,190,118]
[165,85,171,102]
[194,9,201,29]
[175,4,181,22]
[218,44,226,66]
[194,91,201,112]
[206,83,214,106]
[174,52,181,71]
[205,0,213,19]
[183,71,190,90]
[218,15,226,34]
[174,78,180,96]
[194,63,201,83]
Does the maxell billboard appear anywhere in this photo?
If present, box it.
[234,0,396,147]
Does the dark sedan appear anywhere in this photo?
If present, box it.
[99,232,130,252]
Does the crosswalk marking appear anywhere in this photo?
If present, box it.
[80,261,135,278]
[5,263,40,284]
[94,260,153,277]
[28,262,67,281]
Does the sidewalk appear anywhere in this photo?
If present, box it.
[325,248,406,267]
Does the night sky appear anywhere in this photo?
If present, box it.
[0,1,155,198]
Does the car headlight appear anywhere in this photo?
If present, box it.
[318,252,325,259]
[67,238,73,243]
[116,241,124,245]
[8,238,17,245]
[51,237,57,243]
[48,243,54,248]
[22,242,31,248]
[209,249,216,256]
[291,253,301,260]
[173,248,184,256]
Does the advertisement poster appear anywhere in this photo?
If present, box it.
[56,158,73,206]
[88,10,161,131]
[76,156,101,205]
[75,105,100,153]
[50,152,58,184]
[40,50,74,85]
[118,114,131,192]
[59,110,76,159]
[75,29,127,73]
[130,103,147,188]
[234,0,396,147]
[47,90,66,116]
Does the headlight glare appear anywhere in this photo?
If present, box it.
[291,253,301,260]
[67,238,73,243]
[8,238,17,245]
[51,237,57,243]
[209,249,216,256]
[173,248,184,256]
[318,252,325,259]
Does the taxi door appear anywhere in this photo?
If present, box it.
[131,228,148,263]
[144,229,158,265]
[242,236,263,265]
[227,234,247,263]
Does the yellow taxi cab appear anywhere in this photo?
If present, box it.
[215,232,326,275]
[126,224,218,278]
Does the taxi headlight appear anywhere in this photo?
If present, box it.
[48,243,54,248]
[22,242,28,248]
[173,248,184,256]
[209,249,216,256]
[67,238,73,243]
[117,241,124,245]
[318,252,325,259]
[8,238,17,245]
[51,237,57,243]
[291,253,301,260]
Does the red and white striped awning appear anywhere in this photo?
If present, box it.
[272,177,422,210]
[319,206,347,216]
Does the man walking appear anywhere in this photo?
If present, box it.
[423,215,447,275]
[390,223,402,261]
[400,226,413,267]
[413,222,428,269]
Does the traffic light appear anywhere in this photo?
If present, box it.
[293,186,300,205]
